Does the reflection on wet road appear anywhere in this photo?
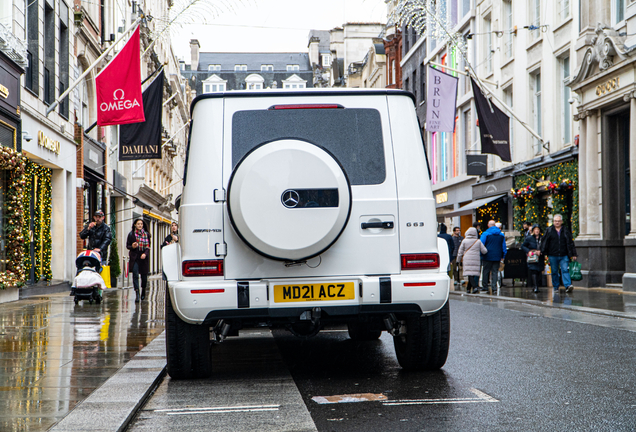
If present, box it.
[453,283,636,316]
[0,278,165,431]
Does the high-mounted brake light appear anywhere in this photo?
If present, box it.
[182,260,224,277]
[268,104,344,110]
[401,253,440,270]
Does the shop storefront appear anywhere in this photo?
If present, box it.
[21,113,77,284]
[569,27,636,289]
[434,177,476,235]
[511,154,579,238]
[470,174,513,230]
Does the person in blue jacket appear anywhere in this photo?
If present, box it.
[480,220,507,294]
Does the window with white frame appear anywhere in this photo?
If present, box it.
[485,15,493,74]
[81,79,89,127]
[282,74,306,89]
[560,56,571,146]
[532,71,542,155]
[208,64,221,72]
[531,0,541,40]
[321,55,331,67]
[204,83,225,92]
[612,0,625,25]
[391,60,396,85]
[462,0,471,17]
[202,74,227,93]
[245,74,265,90]
[234,64,247,71]
[504,86,514,161]
[503,0,513,59]
[463,108,472,156]
[261,64,273,72]
[557,0,570,21]
[286,64,300,72]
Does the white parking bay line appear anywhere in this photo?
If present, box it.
[312,393,388,404]
[155,404,281,416]
[382,388,499,406]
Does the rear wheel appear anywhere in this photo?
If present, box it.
[166,288,212,379]
[347,321,382,341]
[393,301,450,371]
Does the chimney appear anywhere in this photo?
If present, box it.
[190,39,200,71]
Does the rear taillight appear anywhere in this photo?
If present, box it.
[182,260,224,277]
[268,104,344,110]
[401,253,440,270]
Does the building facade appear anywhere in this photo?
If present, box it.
[182,44,313,95]
[569,0,636,289]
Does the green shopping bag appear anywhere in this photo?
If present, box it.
[569,261,582,281]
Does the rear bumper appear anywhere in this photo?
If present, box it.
[168,273,450,325]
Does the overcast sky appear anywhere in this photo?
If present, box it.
[170,0,388,62]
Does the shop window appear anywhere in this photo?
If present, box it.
[0,122,16,150]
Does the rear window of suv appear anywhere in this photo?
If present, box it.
[231,108,386,185]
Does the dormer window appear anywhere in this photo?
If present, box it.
[234,64,248,72]
[286,64,300,72]
[208,64,221,72]
[261,64,274,71]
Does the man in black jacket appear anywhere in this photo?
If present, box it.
[540,214,577,293]
[438,223,454,277]
[79,210,112,263]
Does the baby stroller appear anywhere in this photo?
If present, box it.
[70,250,106,305]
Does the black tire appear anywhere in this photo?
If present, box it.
[165,288,212,379]
[347,322,382,341]
[393,300,450,371]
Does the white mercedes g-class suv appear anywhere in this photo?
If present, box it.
[162,89,450,379]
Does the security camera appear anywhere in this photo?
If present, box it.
[22,131,33,142]
[568,97,575,105]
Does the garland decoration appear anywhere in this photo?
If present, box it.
[21,160,53,283]
[0,147,27,289]
[513,161,579,238]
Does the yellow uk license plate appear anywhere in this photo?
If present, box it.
[273,282,356,303]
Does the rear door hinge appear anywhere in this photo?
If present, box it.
[214,188,226,202]
[215,242,227,257]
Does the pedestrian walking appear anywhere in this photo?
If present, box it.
[438,223,454,276]
[473,221,482,236]
[79,209,112,265]
[540,214,577,293]
[522,221,532,238]
[522,224,543,293]
[480,220,507,294]
[456,227,488,293]
[127,219,151,303]
[161,222,179,248]
[451,226,464,286]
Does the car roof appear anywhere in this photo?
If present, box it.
[190,88,416,116]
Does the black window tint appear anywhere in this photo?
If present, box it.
[232,108,386,185]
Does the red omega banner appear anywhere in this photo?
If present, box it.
[95,25,144,126]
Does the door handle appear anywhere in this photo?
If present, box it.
[361,221,394,230]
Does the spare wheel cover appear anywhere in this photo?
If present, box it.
[227,139,351,261]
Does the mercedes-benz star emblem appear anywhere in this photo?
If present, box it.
[282,190,300,208]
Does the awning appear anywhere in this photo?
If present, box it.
[441,194,507,218]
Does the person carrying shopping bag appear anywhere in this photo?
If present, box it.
[127,219,151,303]
[456,227,488,294]
[522,224,544,293]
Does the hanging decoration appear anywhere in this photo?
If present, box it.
[395,0,467,54]
[0,147,27,289]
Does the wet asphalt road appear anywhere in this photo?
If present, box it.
[129,297,636,431]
